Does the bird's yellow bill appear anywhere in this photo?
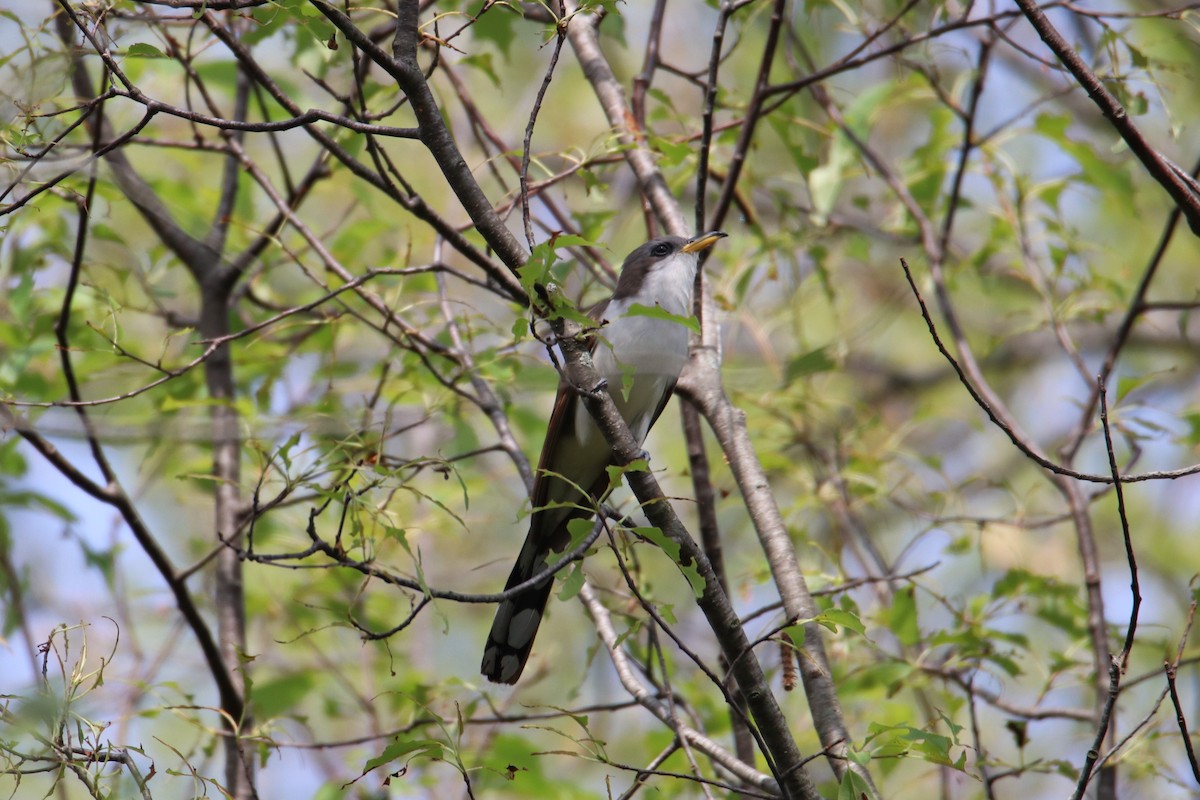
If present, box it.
[680,230,728,254]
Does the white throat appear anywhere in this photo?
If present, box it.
[578,250,699,445]
[620,250,698,317]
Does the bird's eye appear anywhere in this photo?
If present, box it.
[651,242,672,257]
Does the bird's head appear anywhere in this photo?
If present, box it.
[612,230,727,301]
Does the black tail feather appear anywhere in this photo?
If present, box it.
[481,556,557,684]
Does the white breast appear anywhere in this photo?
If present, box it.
[575,250,698,447]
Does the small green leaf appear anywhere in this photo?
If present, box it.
[1125,90,1148,116]
[1127,42,1149,68]
[820,608,866,636]
[273,432,303,471]
[557,563,585,600]
[554,518,598,569]
[471,0,520,57]
[986,651,1022,677]
[1116,372,1152,402]
[784,346,835,382]
[782,624,806,648]
[632,525,680,563]
[383,526,410,551]
[837,769,873,800]
[361,738,444,775]
[126,42,168,58]
[885,586,920,646]
[460,53,500,88]
[808,135,853,224]
[270,0,335,42]
[518,242,556,295]
[649,135,692,168]
[549,233,598,249]
[565,517,596,543]
[624,303,699,334]
[606,458,649,487]
[251,672,315,720]
[679,561,705,598]
[631,526,705,597]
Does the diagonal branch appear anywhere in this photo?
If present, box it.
[562,2,875,793]
[1,405,244,726]
[308,0,530,275]
[1014,0,1200,236]
[578,582,780,795]
[555,327,819,800]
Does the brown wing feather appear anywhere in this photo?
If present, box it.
[644,378,678,437]
[481,298,619,684]
[530,295,609,510]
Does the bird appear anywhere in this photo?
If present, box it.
[481,230,727,685]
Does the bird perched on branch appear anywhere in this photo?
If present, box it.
[482,230,727,685]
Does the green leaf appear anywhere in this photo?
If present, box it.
[79,541,118,590]
[782,624,806,649]
[1034,112,1134,196]
[784,346,835,382]
[588,0,626,45]
[649,135,692,168]
[986,651,1022,677]
[557,563,585,601]
[361,737,444,775]
[837,769,873,800]
[272,431,304,472]
[471,0,520,57]
[516,247,552,293]
[679,561,705,598]
[384,525,434,600]
[632,525,680,563]
[808,134,853,224]
[1127,42,1149,68]
[461,53,500,88]
[885,586,920,646]
[897,723,968,770]
[126,42,168,59]
[564,517,596,550]
[767,115,818,174]
[0,489,76,522]
[1125,90,1148,116]
[6,271,33,322]
[606,458,649,491]
[631,526,705,598]
[519,236,599,324]
[251,672,315,720]
[819,607,867,636]
[810,79,898,222]
[1116,372,1152,402]
[266,0,335,47]
[574,211,616,241]
[550,234,598,249]
[624,303,699,334]
[1033,111,1070,140]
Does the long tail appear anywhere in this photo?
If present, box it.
[480,521,560,684]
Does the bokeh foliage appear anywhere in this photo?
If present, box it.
[2,0,1200,797]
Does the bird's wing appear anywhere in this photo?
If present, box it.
[644,376,679,436]
[530,297,612,512]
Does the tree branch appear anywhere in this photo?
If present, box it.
[1014,0,1200,236]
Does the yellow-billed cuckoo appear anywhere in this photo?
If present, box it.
[482,231,727,684]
